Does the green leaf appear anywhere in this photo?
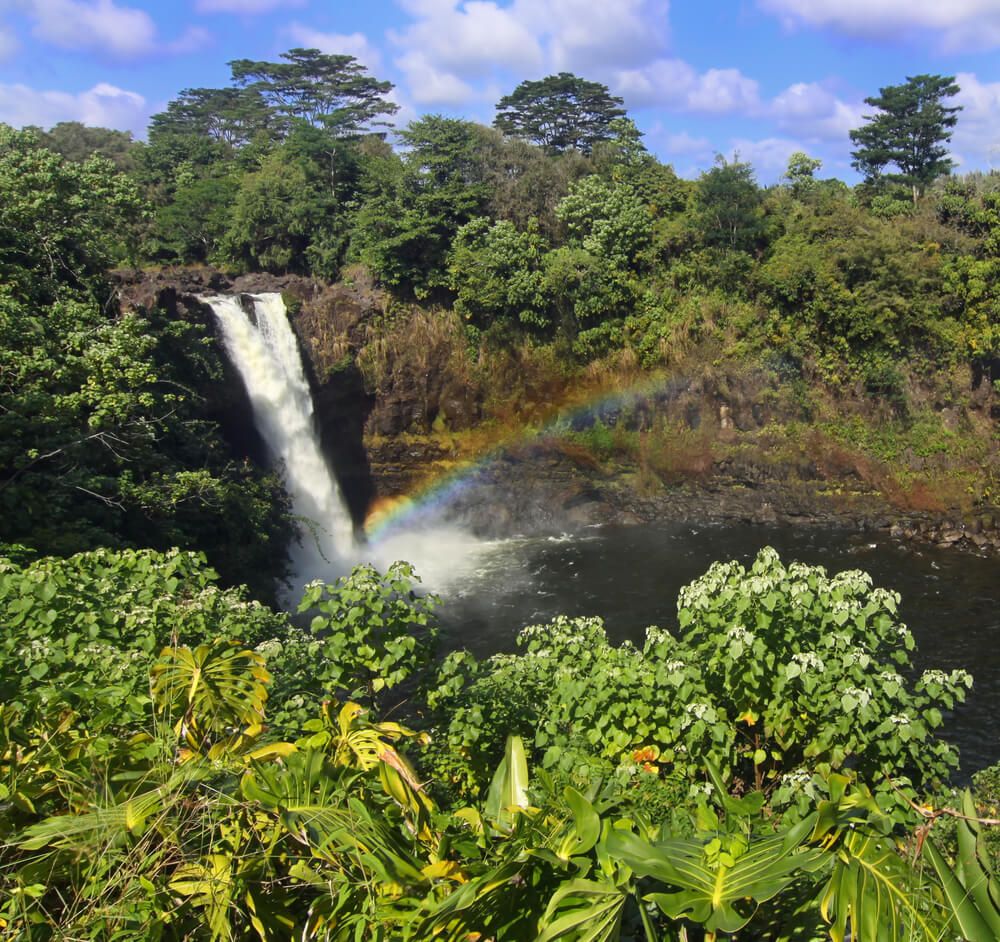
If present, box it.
[536,879,627,942]
[485,735,530,829]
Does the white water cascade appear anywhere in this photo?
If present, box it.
[206,292,508,598]
[204,293,357,592]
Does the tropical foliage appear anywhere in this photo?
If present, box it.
[1,547,994,940]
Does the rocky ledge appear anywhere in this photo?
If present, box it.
[367,438,1000,558]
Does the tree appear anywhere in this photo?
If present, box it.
[493,72,626,153]
[783,151,822,194]
[449,217,549,330]
[350,117,487,295]
[850,74,962,204]
[222,142,351,277]
[0,125,142,306]
[556,174,653,268]
[229,47,397,136]
[692,155,764,252]
[474,128,591,239]
[147,86,273,153]
[36,121,139,171]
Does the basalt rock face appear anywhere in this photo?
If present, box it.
[112,268,376,526]
[113,266,322,310]
[112,268,1000,556]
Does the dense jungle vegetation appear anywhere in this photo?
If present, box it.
[1,47,999,939]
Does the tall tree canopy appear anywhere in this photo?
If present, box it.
[0,126,291,595]
[147,86,273,152]
[229,48,397,136]
[850,74,962,202]
[493,72,626,153]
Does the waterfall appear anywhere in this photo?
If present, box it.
[204,293,356,592]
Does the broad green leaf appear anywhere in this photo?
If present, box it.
[536,878,627,941]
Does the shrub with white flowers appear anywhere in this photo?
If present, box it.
[677,546,971,803]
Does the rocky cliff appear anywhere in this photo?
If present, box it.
[113,267,1000,554]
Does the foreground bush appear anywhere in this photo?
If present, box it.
[427,547,972,813]
[0,547,994,940]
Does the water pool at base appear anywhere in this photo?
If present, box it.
[433,522,1000,775]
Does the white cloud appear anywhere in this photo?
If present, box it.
[727,136,803,180]
[950,72,1000,169]
[196,0,304,13]
[769,81,863,140]
[390,0,671,106]
[0,28,18,60]
[0,80,148,133]
[28,0,157,57]
[514,0,669,72]
[166,26,212,55]
[285,23,382,68]
[395,50,478,106]
[615,58,760,114]
[383,86,419,130]
[662,129,712,156]
[17,0,210,59]
[758,0,1000,51]
[391,1,543,82]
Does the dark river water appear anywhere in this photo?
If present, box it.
[434,522,1000,777]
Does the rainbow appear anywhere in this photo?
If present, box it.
[363,369,683,541]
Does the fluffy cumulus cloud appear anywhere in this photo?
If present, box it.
[661,129,712,156]
[727,135,803,178]
[285,23,382,68]
[391,1,544,84]
[0,80,148,132]
[950,72,1000,169]
[390,0,671,106]
[758,0,1000,51]
[394,50,478,106]
[514,0,669,72]
[769,81,864,141]
[615,58,760,114]
[13,0,208,58]
[0,27,18,60]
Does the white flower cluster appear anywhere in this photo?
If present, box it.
[879,670,903,685]
[791,651,825,673]
[644,626,674,647]
[843,647,872,669]
[664,659,686,673]
[869,587,901,609]
[888,714,911,726]
[829,569,873,594]
[21,637,54,659]
[921,668,973,689]
[254,639,283,658]
[787,562,817,580]
[682,702,713,728]
[745,574,780,596]
[677,560,743,609]
[780,768,812,788]
[726,624,755,644]
[844,686,873,708]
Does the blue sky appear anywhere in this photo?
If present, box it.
[1,0,998,182]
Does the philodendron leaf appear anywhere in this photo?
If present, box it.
[559,786,601,858]
[607,819,822,935]
[485,735,530,829]
[925,831,997,942]
[821,830,941,942]
[536,878,627,942]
